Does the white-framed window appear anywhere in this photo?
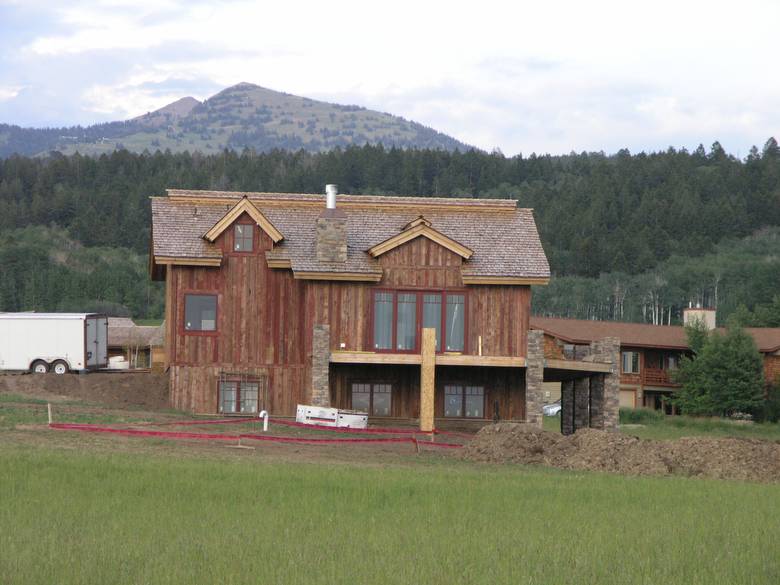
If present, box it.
[622,351,640,374]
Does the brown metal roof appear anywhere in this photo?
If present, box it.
[151,189,550,280]
[530,316,780,353]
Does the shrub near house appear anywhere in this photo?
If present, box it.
[672,325,765,417]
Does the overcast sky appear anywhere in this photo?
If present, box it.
[0,0,778,156]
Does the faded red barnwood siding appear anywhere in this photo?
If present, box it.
[166,230,532,415]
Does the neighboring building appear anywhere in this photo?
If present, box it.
[107,317,165,370]
[531,312,780,413]
[149,186,620,432]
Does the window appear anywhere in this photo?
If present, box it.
[622,351,640,374]
[219,379,260,413]
[234,224,253,252]
[184,294,217,331]
[396,293,417,350]
[372,290,466,353]
[351,382,392,416]
[373,292,393,350]
[666,355,678,370]
[445,294,465,351]
[444,384,484,418]
[422,294,442,352]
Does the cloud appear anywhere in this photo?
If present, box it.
[1,0,779,155]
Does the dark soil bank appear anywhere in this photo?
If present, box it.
[0,372,169,410]
[462,423,780,482]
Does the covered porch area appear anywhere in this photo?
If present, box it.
[327,351,528,425]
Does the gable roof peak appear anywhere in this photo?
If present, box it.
[403,215,432,231]
[202,197,284,243]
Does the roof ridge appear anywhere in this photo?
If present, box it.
[165,189,519,210]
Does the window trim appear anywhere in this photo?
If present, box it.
[442,382,485,419]
[180,291,219,336]
[370,288,468,354]
[349,380,393,417]
[621,351,641,374]
[232,221,255,254]
[217,376,262,414]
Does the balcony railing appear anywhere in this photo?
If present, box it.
[644,367,679,387]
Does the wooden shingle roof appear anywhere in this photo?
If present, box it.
[151,189,550,282]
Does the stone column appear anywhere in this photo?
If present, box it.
[525,330,545,427]
[589,374,605,429]
[311,324,331,407]
[573,376,590,431]
[420,328,436,432]
[560,379,575,435]
[601,336,620,431]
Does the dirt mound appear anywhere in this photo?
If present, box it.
[462,423,780,482]
[0,372,169,410]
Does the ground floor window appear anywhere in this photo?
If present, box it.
[444,384,484,418]
[219,379,259,413]
[351,382,392,416]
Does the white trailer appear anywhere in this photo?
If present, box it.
[0,313,108,374]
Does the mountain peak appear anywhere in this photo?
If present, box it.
[0,83,472,157]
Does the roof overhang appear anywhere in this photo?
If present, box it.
[462,275,549,286]
[203,196,284,243]
[154,256,222,267]
[293,271,383,282]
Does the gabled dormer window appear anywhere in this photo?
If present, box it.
[234,224,253,252]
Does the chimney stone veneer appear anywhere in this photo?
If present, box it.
[316,208,348,263]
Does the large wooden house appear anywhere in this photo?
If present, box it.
[150,186,620,430]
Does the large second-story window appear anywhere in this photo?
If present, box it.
[373,292,393,350]
[372,290,466,353]
[445,294,465,352]
[422,294,442,352]
[234,224,253,252]
[184,294,217,331]
[396,293,417,350]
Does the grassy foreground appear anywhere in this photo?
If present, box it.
[1,446,778,585]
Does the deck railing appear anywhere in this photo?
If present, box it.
[643,367,679,387]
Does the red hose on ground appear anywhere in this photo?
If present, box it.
[134,416,474,439]
[48,423,462,448]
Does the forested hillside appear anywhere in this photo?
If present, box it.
[0,141,778,322]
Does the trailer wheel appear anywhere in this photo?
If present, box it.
[31,360,49,374]
[51,360,69,375]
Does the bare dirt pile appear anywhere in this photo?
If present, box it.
[461,423,780,482]
[0,372,169,410]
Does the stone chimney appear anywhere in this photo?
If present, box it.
[316,184,347,263]
[683,304,716,330]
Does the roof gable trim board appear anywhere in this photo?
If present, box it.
[203,197,284,243]
[462,275,550,286]
[154,256,222,267]
[368,223,474,259]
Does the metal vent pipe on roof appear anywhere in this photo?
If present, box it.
[325,184,338,209]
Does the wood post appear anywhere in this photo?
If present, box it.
[420,328,436,433]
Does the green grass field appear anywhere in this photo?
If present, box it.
[1,444,778,585]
